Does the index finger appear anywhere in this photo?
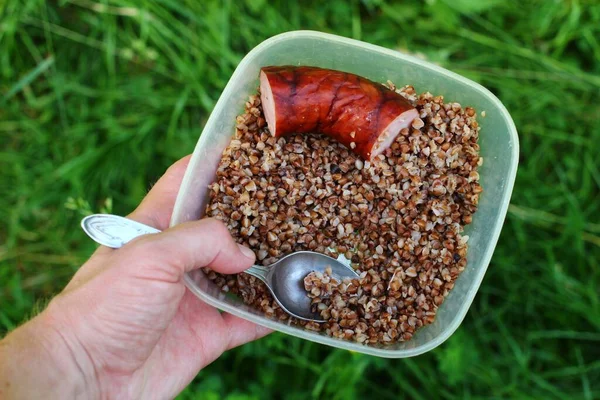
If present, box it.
[128,154,192,230]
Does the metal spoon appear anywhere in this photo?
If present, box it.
[80,214,359,322]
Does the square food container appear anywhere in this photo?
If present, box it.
[170,31,519,358]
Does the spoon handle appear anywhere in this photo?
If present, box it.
[244,265,270,284]
[81,214,160,248]
[80,214,268,282]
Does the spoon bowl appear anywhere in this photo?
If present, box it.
[81,214,358,322]
[246,251,358,321]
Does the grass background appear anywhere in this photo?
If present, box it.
[1,0,599,398]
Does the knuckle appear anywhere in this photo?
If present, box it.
[127,234,161,257]
[124,235,170,267]
[124,235,183,279]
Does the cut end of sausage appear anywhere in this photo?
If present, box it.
[368,108,419,160]
[259,70,277,137]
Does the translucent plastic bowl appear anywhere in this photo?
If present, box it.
[170,31,519,358]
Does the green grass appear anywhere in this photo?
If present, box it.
[1,0,600,398]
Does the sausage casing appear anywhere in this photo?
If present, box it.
[260,66,418,160]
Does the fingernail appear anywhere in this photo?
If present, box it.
[237,244,255,259]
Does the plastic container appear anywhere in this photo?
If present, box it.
[170,31,519,358]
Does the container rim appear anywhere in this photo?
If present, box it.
[173,30,520,358]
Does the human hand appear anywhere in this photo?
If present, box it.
[0,156,270,399]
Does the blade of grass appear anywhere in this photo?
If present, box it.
[2,55,54,101]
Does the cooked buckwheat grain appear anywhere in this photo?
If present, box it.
[204,84,482,345]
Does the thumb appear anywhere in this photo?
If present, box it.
[119,218,255,280]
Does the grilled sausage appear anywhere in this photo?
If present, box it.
[259,66,418,160]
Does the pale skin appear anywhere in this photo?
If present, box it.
[0,155,271,399]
